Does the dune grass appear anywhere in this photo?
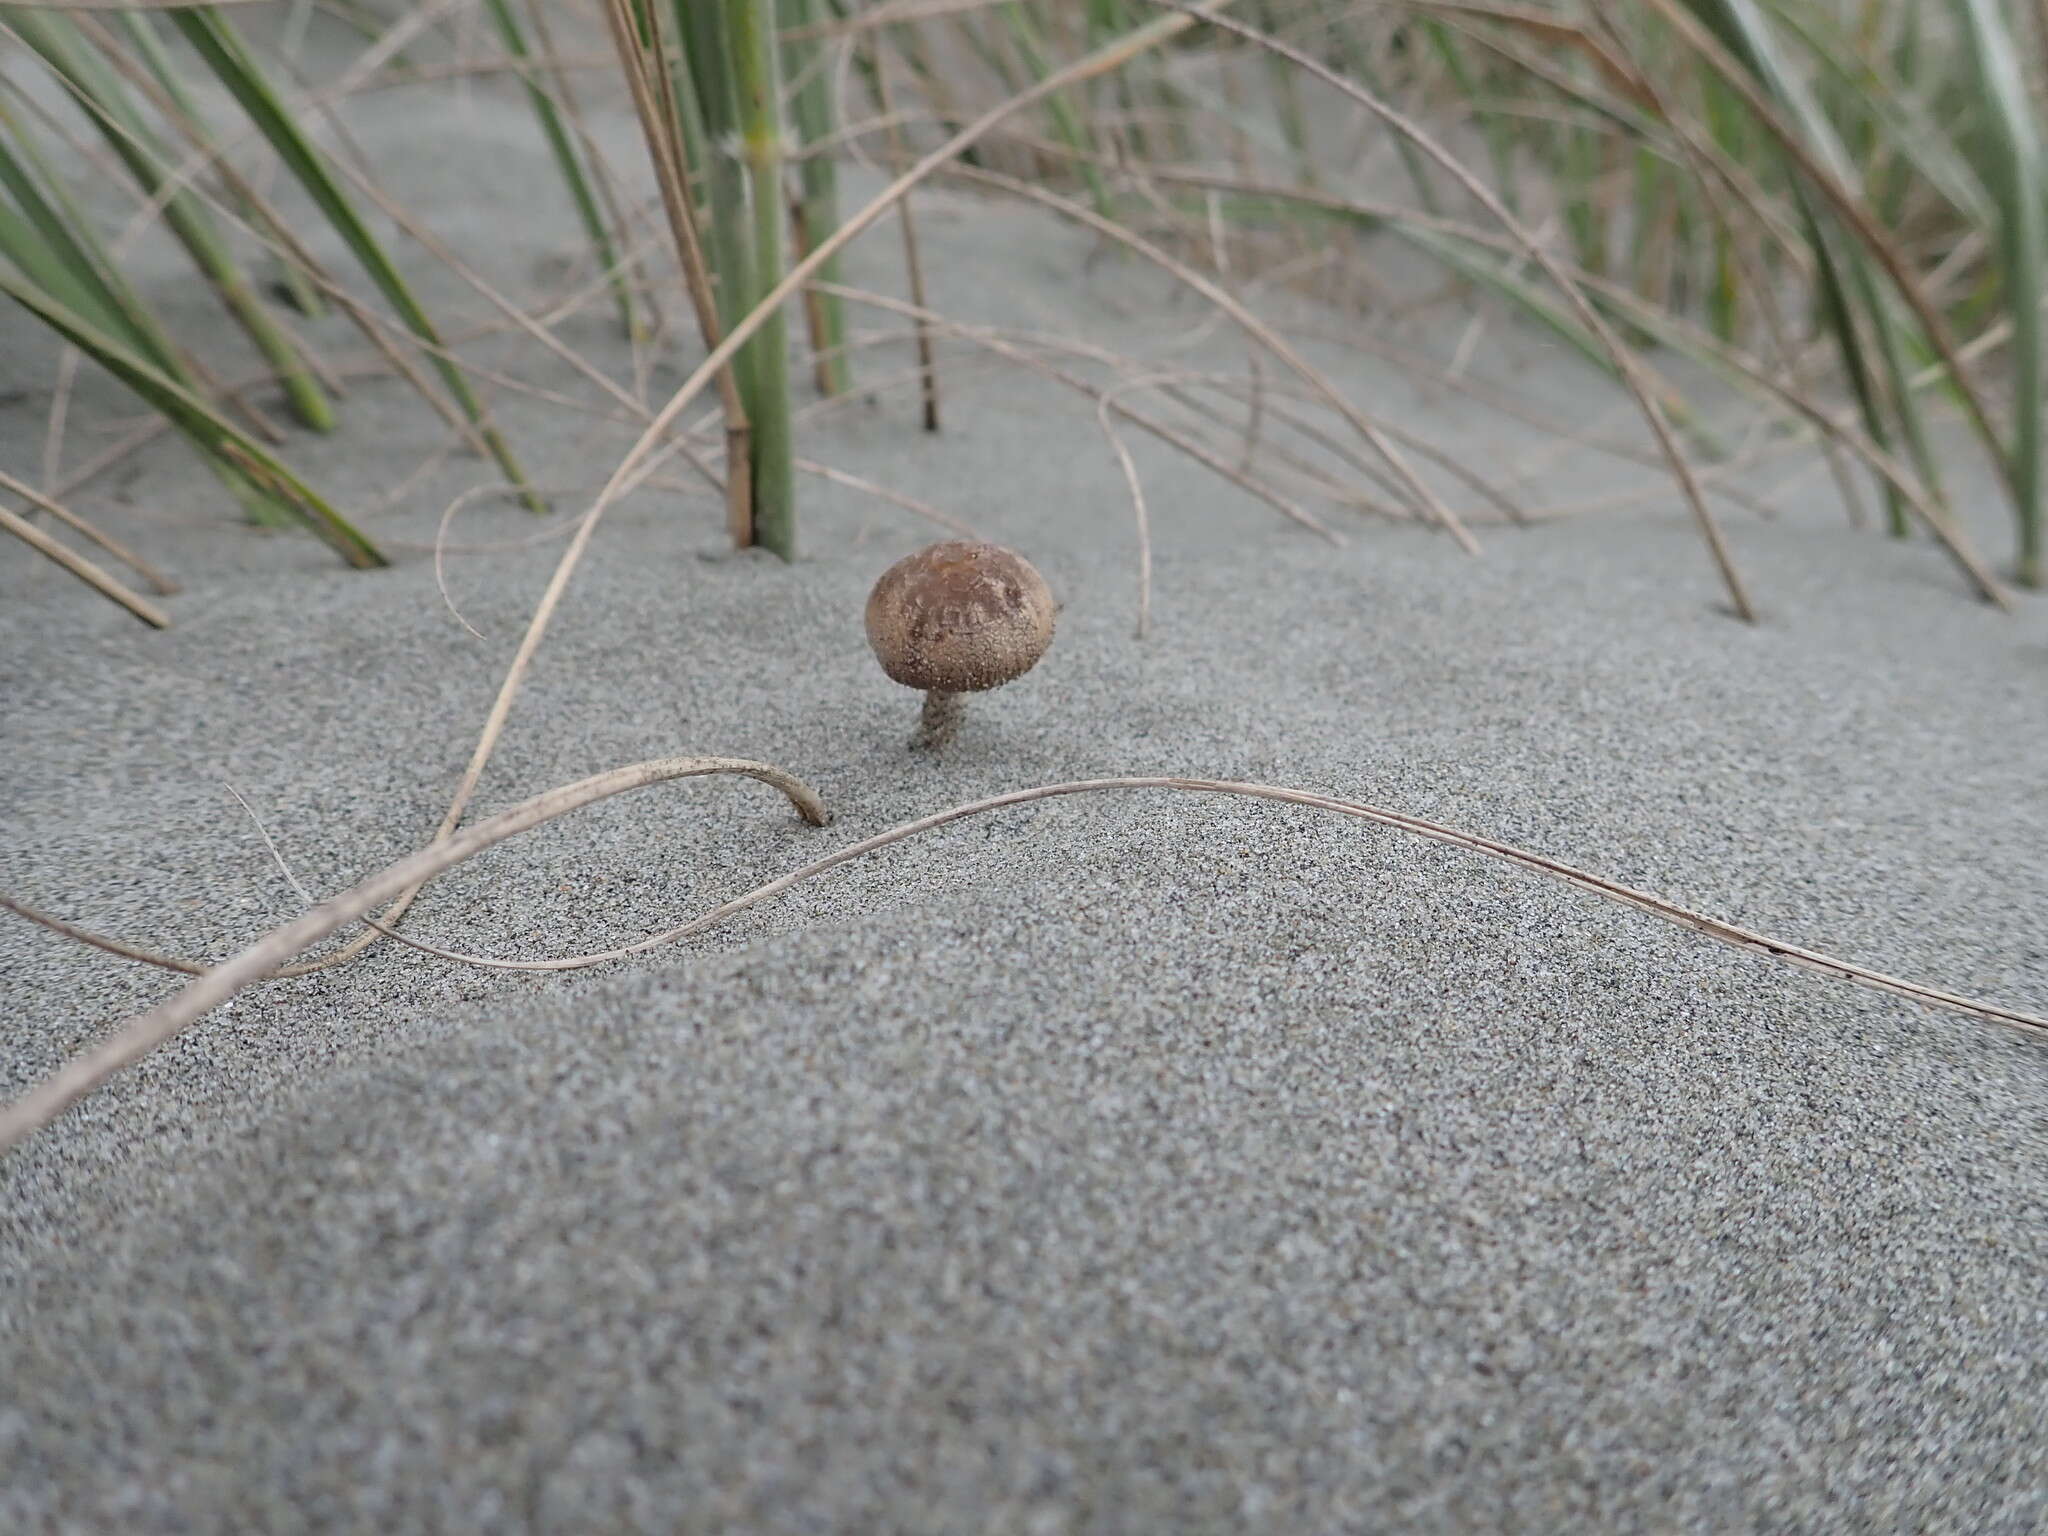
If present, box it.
[2,0,2044,593]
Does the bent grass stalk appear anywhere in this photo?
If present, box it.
[0,757,831,1154]
[816,279,1342,542]
[1107,163,2001,597]
[7,770,2045,1157]
[948,163,1480,550]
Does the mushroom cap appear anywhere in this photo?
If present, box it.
[865,541,1056,694]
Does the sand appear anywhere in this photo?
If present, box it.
[4,54,2048,1536]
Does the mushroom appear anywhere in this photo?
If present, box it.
[865,541,1056,750]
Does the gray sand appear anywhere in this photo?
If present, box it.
[5,70,2048,1536]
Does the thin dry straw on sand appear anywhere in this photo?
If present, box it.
[815,282,1340,542]
[1096,378,1157,635]
[942,164,1481,552]
[0,499,170,628]
[14,2,2041,1159]
[236,0,1242,986]
[0,757,830,1153]
[0,466,177,595]
[4,766,2045,1157]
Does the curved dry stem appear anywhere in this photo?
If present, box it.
[1095,380,1157,636]
[1412,224,2005,592]
[859,28,944,430]
[817,281,1338,542]
[794,458,980,538]
[1168,376,1529,526]
[198,779,2048,1051]
[1227,192,1997,594]
[430,481,622,641]
[0,893,205,975]
[812,297,1410,526]
[946,163,1481,555]
[0,756,829,1154]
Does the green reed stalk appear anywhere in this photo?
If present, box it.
[724,0,795,557]
[781,0,849,395]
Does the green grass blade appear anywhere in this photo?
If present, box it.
[0,147,153,360]
[781,0,848,395]
[114,8,325,319]
[998,2,1114,219]
[0,98,197,383]
[1334,23,1438,213]
[1679,0,1954,531]
[1560,108,1607,278]
[167,6,543,511]
[1755,0,1989,226]
[677,0,759,412]
[1955,0,2044,584]
[1802,202,1910,532]
[0,266,384,567]
[1252,0,1317,189]
[480,0,638,340]
[4,9,335,434]
[1421,18,1518,216]
[0,114,290,523]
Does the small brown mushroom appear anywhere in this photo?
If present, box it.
[865,541,1056,750]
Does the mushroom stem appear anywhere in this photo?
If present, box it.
[916,689,965,750]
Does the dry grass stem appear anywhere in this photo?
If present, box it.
[0,466,177,593]
[818,283,1340,542]
[9,772,2042,1160]
[794,459,980,538]
[384,0,1236,995]
[1156,2,1754,619]
[1095,380,1158,635]
[945,163,1482,553]
[0,757,831,1154]
[0,500,170,628]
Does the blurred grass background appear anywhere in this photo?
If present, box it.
[3,0,2045,620]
